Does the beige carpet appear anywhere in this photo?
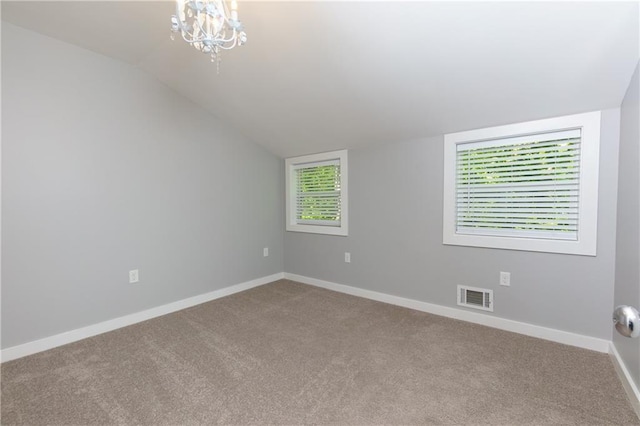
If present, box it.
[1,279,638,425]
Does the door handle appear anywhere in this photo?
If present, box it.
[613,305,640,338]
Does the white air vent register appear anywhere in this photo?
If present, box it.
[457,285,493,312]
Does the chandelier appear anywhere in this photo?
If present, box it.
[170,0,247,68]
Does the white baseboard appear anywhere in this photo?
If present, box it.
[1,271,614,363]
[1,272,285,363]
[609,342,640,417]
[284,273,611,353]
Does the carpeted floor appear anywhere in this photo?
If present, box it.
[1,279,638,425]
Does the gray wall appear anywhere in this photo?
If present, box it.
[614,62,640,388]
[285,109,621,340]
[1,23,284,349]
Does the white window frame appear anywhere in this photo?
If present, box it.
[286,150,348,236]
[443,111,601,256]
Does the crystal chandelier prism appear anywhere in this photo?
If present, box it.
[170,0,246,67]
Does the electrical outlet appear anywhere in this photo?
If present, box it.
[263,247,269,257]
[129,269,139,284]
[500,271,510,286]
[345,252,351,263]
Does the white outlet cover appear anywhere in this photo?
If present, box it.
[263,247,269,257]
[345,252,351,263]
[129,269,139,283]
[500,271,510,286]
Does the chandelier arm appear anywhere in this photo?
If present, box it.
[215,28,238,45]
[177,4,210,42]
[174,15,201,42]
[218,37,238,50]
[181,30,204,44]
[194,13,210,40]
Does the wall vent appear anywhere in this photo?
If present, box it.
[457,285,493,312]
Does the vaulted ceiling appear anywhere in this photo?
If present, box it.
[2,1,638,157]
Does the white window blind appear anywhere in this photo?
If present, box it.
[286,149,348,236]
[294,160,342,227]
[456,129,581,240]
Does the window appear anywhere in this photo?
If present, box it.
[443,111,601,256]
[285,150,348,236]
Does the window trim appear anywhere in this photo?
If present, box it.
[285,150,348,236]
[443,111,601,256]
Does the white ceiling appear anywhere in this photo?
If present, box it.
[2,1,639,157]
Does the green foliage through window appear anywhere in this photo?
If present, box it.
[456,131,581,239]
[295,163,341,225]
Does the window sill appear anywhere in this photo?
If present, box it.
[286,223,348,236]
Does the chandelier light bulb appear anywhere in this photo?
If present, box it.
[230,0,238,21]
